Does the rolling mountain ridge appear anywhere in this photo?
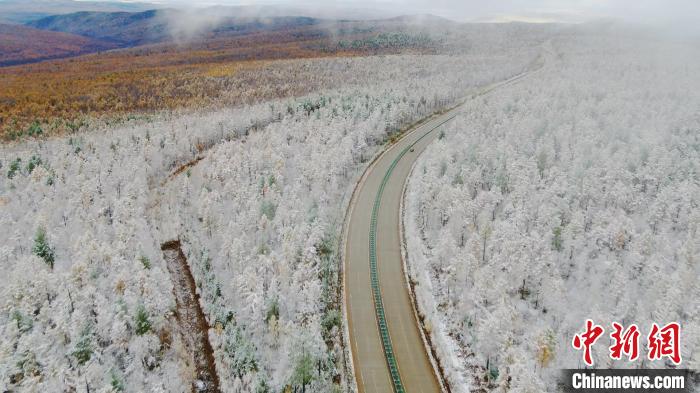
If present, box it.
[0,23,118,66]
[25,9,325,46]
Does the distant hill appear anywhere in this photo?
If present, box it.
[26,9,324,46]
[0,6,462,136]
[27,10,170,45]
[6,7,454,66]
[0,0,158,24]
[0,23,117,66]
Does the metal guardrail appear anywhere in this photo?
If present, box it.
[369,114,457,393]
[367,69,536,392]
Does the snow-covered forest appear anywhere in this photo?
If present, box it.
[405,32,700,392]
[0,26,543,391]
[3,17,697,392]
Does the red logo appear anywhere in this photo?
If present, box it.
[609,322,640,361]
[573,321,681,366]
[572,319,605,366]
[647,322,681,364]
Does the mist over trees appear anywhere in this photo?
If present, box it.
[2,18,695,392]
[0,31,540,390]
[405,33,700,392]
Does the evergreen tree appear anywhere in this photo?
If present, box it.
[32,227,55,269]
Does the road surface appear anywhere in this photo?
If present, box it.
[344,72,534,393]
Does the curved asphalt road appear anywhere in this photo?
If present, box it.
[344,72,534,393]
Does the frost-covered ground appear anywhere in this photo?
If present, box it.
[405,32,700,392]
[0,28,543,392]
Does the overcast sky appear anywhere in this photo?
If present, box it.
[141,0,700,25]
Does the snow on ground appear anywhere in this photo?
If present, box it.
[405,32,700,392]
[0,36,541,391]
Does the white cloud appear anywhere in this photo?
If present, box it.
[117,0,700,35]
[146,0,699,24]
